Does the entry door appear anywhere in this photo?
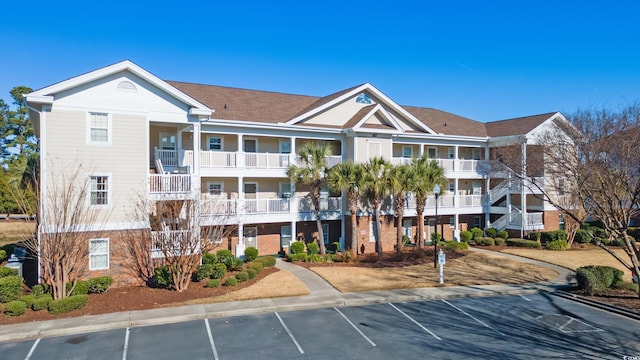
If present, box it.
[244,139,257,153]
[244,183,257,213]
[160,133,176,150]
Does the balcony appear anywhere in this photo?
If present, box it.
[150,230,195,258]
[201,198,291,216]
[298,197,342,212]
[390,158,487,174]
[175,150,341,170]
[149,174,192,194]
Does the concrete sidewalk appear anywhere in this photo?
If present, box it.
[0,250,575,343]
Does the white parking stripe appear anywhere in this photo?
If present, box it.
[388,303,442,340]
[442,299,506,336]
[24,338,40,360]
[204,319,220,360]
[275,312,304,354]
[333,307,376,346]
[122,328,130,360]
[519,295,531,301]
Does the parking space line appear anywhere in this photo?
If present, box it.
[122,328,130,360]
[519,295,531,301]
[275,312,304,354]
[442,299,505,336]
[24,338,40,360]
[204,319,220,360]
[388,303,441,340]
[333,307,376,346]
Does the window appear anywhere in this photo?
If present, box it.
[356,92,372,104]
[448,148,455,159]
[280,183,292,198]
[559,214,565,230]
[427,147,437,158]
[89,238,109,270]
[322,224,329,245]
[402,146,413,158]
[90,176,109,206]
[472,148,481,160]
[403,219,413,238]
[208,136,223,151]
[281,225,292,247]
[557,178,566,196]
[448,182,455,193]
[160,133,176,150]
[449,217,455,228]
[208,182,223,195]
[473,216,481,228]
[279,140,291,154]
[89,112,110,144]
[244,227,258,248]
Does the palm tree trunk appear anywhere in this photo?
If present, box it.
[351,211,358,256]
[374,201,383,255]
[395,198,404,253]
[316,213,326,255]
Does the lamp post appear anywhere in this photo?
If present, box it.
[433,184,440,268]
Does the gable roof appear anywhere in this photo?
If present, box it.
[485,112,559,137]
[26,60,212,116]
[167,81,320,123]
[403,106,487,137]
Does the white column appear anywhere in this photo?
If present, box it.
[521,142,527,238]
[192,123,200,175]
[237,134,244,167]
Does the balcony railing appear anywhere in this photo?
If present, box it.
[167,150,341,170]
[149,174,191,194]
[150,230,195,258]
[298,197,342,212]
[244,198,291,214]
[244,153,290,168]
[391,158,486,173]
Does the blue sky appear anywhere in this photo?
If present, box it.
[2,1,639,122]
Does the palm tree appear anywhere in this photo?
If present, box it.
[361,157,392,255]
[410,155,446,250]
[286,142,331,255]
[327,161,364,256]
[389,163,413,253]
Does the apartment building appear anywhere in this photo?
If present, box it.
[25,60,566,285]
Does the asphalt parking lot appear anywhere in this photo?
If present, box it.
[1,293,639,359]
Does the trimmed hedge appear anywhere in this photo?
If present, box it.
[576,265,624,295]
[48,294,89,314]
[203,252,218,265]
[475,237,495,246]
[287,253,309,262]
[574,229,591,244]
[496,230,509,240]
[20,294,35,308]
[257,256,276,267]
[32,294,52,311]
[460,230,472,243]
[4,300,26,316]
[248,261,264,273]
[246,268,257,279]
[0,249,6,262]
[88,276,112,294]
[211,263,227,279]
[0,275,22,303]
[0,267,19,278]
[290,241,305,254]
[31,284,45,297]
[67,280,90,296]
[612,280,639,293]
[485,228,498,238]
[540,230,567,243]
[235,271,249,282]
[546,240,569,251]
[196,263,215,282]
[494,237,505,246]
[216,249,233,262]
[470,227,483,240]
[154,266,174,287]
[506,238,541,248]
[205,279,221,288]
[244,246,259,262]
[306,242,319,255]
[444,241,470,252]
[224,277,238,287]
[528,232,541,241]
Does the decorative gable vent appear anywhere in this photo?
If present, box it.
[117,81,137,92]
[356,92,371,104]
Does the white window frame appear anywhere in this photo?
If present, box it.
[159,132,176,150]
[448,148,455,159]
[448,182,455,194]
[403,219,413,237]
[88,174,111,208]
[472,148,481,160]
[207,181,224,195]
[449,216,455,228]
[280,182,292,198]
[244,226,258,248]
[279,139,292,154]
[208,136,223,151]
[402,146,413,158]
[87,112,111,145]
[89,238,109,270]
[281,225,292,247]
[244,138,258,153]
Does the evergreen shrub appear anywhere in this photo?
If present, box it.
[4,300,26,316]
[224,277,238,287]
[0,275,22,303]
[88,276,113,294]
[244,246,259,262]
[494,237,505,246]
[48,295,89,314]
[576,265,624,295]
[246,268,257,279]
[460,230,472,243]
[546,240,569,251]
[306,242,319,255]
[496,230,509,240]
[205,279,221,288]
[290,241,305,254]
[32,294,52,311]
[506,238,541,248]
[444,241,469,252]
[196,264,215,282]
[211,263,227,279]
[203,252,218,265]
[235,271,249,282]
[258,256,276,267]
[470,227,483,240]
[485,228,498,238]
[0,267,19,278]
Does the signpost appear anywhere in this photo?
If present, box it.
[438,249,446,284]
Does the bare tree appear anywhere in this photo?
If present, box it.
[126,193,236,292]
[499,106,640,295]
[21,161,111,299]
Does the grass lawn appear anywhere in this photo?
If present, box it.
[501,245,633,279]
[0,220,34,247]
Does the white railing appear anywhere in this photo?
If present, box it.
[298,197,342,212]
[244,198,291,214]
[201,198,238,216]
[437,159,455,171]
[149,174,191,194]
[201,150,237,168]
[326,156,342,168]
[457,159,478,172]
[391,157,413,166]
[155,148,178,167]
[459,195,482,207]
[491,215,508,230]
[150,230,194,258]
[527,212,544,226]
[245,153,290,168]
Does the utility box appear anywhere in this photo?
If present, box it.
[5,255,23,277]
